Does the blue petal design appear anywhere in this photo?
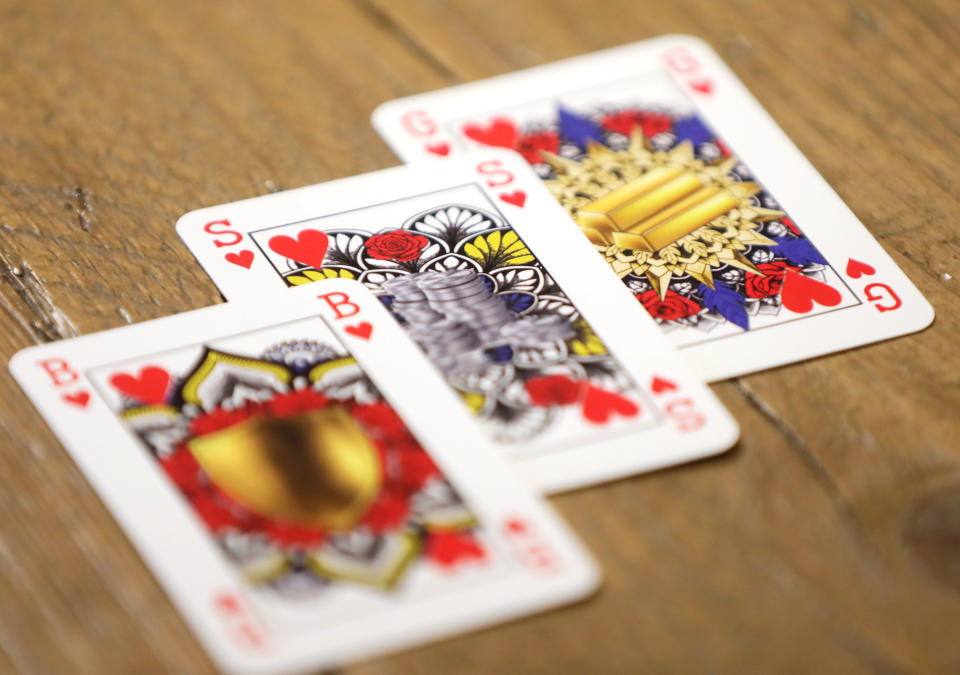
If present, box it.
[772,237,828,266]
[699,282,749,331]
[558,106,604,146]
[484,345,514,363]
[481,273,496,294]
[500,292,536,314]
[378,295,396,309]
[673,116,714,146]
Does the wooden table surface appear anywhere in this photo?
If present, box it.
[1,1,958,672]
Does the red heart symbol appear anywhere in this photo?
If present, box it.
[268,229,329,270]
[62,391,90,409]
[780,270,842,314]
[650,375,678,395]
[688,78,714,95]
[499,190,526,208]
[224,250,254,269]
[344,322,373,340]
[109,366,171,405]
[580,385,640,424]
[425,141,450,156]
[845,258,876,279]
[462,117,517,148]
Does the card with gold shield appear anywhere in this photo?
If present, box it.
[9,279,598,675]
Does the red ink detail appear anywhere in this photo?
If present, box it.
[425,141,450,156]
[525,374,583,407]
[317,292,361,319]
[580,385,640,424]
[462,117,518,148]
[499,190,526,207]
[36,358,78,386]
[214,593,243,614]
[426,531,487,568]
[268,229,330,270]
[504,517,529,535]
[514,130,559,163]
[401,110,437,137]
[780,270,843,314]
[203,219,243,247]
[224,250,254,269]
[688,77,714,95]
[108,366,171,405]
[600,109,673,138]
[344,322,373,340]
[845,258,876,279]
[650,376,679,395]
[864,283,902,312]
[62,391,90,408]
[665,398,707,432]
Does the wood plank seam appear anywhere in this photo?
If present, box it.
[352,0,462,85]
[731,379,873,549]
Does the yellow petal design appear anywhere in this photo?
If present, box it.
[568,320,608,356]
[463,229,535,268]
[459,391,486,414]
[288,268,356,285]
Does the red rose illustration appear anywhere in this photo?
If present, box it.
[601,109,673,138]
[524,374,583,407]
[365,230,429,262]
[514,130,559,163]
[744,261,801,299]
[636,290,701,321]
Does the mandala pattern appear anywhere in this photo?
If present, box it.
[112,341,484,595]
[273,204,639,443]
[462,106,832,333]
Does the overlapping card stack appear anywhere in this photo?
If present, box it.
[10,36,933,674]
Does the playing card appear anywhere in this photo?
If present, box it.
[372,35,934,381]
[9,279,599,675]
[176,150,739,493]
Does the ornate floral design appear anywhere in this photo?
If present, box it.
[113,343,483,595]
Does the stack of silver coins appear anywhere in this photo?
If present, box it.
[381,268,572,376]
[500,315,575,346]
[419,270,515,343]
[382,275,444,324]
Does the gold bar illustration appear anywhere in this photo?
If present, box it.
[576,167,740,252]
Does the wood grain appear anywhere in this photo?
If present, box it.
[0,0,957,672]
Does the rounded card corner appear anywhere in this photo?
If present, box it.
[8,345,39,379]
[370,99,398,130]
[716,417,742,455]
[174,209,198,235]
[574,558,604,600]
[916,298,937,332]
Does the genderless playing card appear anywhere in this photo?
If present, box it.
[10,279,599,675]
[176,150,739,493]
[372,35,935,381]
